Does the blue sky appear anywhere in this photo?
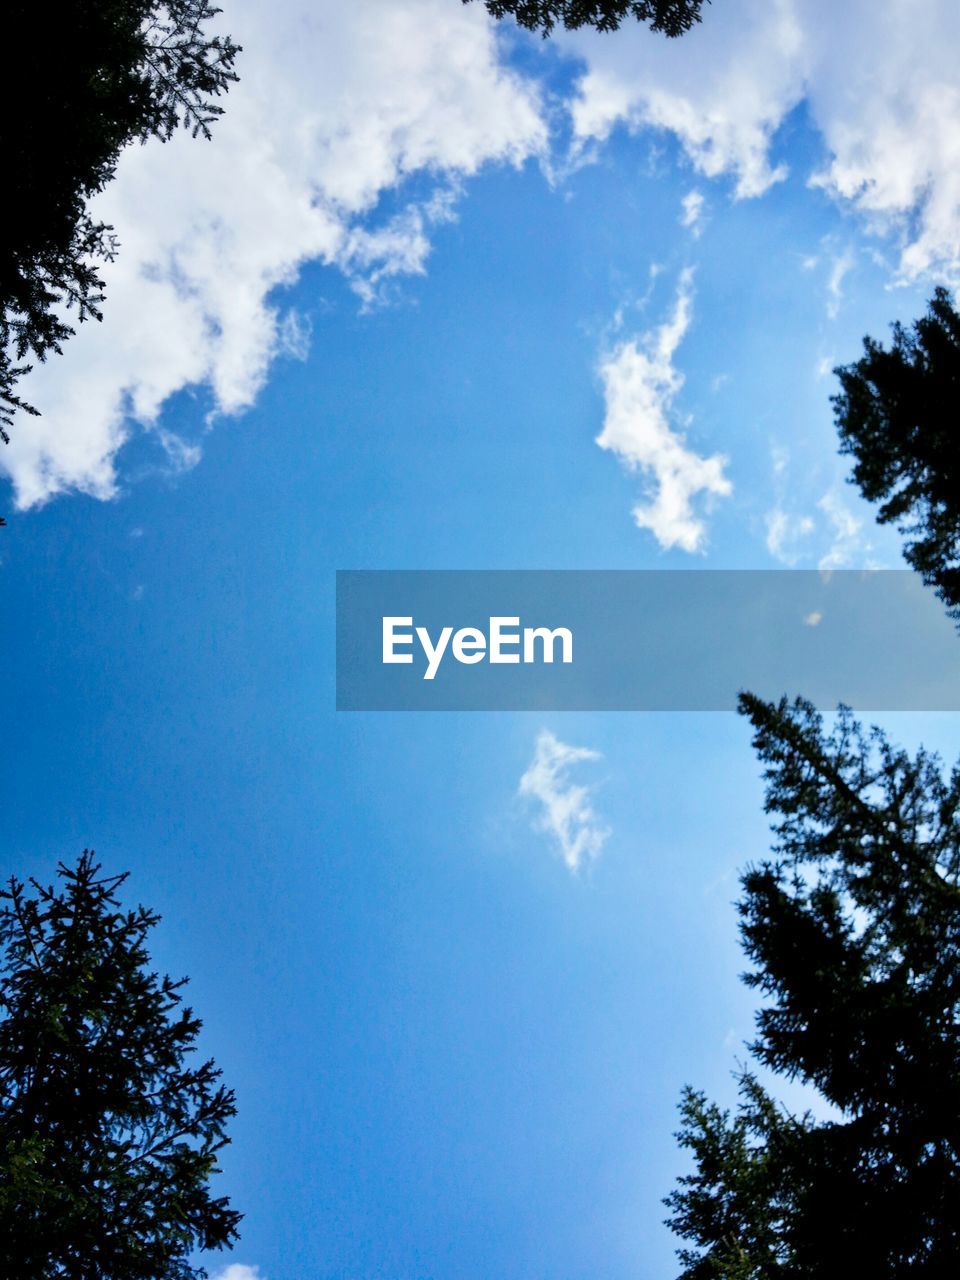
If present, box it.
[4,2,960,1277]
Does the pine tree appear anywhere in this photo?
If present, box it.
[833,286,960,617]
[466,1,707,38]
[0,1,240,443]
[665,692,960,1277]
[0,851,240,1279]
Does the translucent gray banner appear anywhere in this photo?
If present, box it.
[335,571,960,711]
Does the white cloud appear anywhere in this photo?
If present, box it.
[14,1,960,514]
[567,0,802,198]
[277,309,312,362]
[806,2,960,280]
[596,270,731,552]
[825,246,855,319]
[765,443,814,565]
[765,491,880,569]
[817,490,866,569]
[566,0,960,278]
[680,188,706,236]
[3,0,546,508]
[803,610,822,627]
[765,506,814,565]
[519,730,609,873]
[211,1268,263,1280]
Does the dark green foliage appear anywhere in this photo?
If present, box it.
[0,1,239,442]
[0,852,240,1279]
[467,0,707,37]
[666,692,960,1277]
[667,1075,799,1279]
[833,287,960,617]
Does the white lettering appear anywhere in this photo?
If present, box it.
[523,625,573,664]
[382,617,414,664]
[382,617,573,679]
[489,616,521,664]
[452,627,486,664]
[417,625,453,681]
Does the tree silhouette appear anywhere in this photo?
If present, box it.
[667,287,960,1274]
[833,287,960,618]
[0,851,240,1278]
[466,0,707,37]
[665,694,960,1277]
[0,1,239,443]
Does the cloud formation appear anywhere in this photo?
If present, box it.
[680,189,706,236]
[567,0,960,278]
[519,730,609,873]
[568,0,801,198]
[764,490,876,570]
[10,0,960,511]
[211,1268,263,1280]
[816,490,869,570]
[596,270,731,552]
[765,507,814,566]
[2,0,545,508]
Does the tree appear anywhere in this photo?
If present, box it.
[665,692,960,1277]
[0,851,240,1279]
[466,0,708,38]
[0,1,240,443]
[833,287,960,618]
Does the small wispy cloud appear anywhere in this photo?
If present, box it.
[211,1267,264,1280]
[765,506,814,565]
[765,443,811,565]
[826,247,855,319]
[277,308,312,361]
[765,485,877,570]
[818,490,867,569]
[156,428,203,476]
[680,188,706,236]
[596,270,731,553]
[519,730,609,873]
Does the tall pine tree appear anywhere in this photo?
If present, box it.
[666,692,960,1277]
[0,851,240,1279]
[466,1,707,37]
[668,288,960,1276]
[833,286,960,617]
[0,1,239,443]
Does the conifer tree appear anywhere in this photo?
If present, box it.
[668,287,960,1276]
[833,286,960,617]
[0,851,240,1279]
[665,692,960,1277]
[0,1,239,442]
[467,1,706,37]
